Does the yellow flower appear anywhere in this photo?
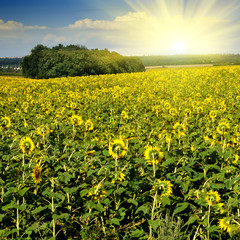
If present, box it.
[36,125,51,137]
[85,119,94,131]
[233,154,239,164]
[216,121,230,135]
[205,190,221,206]
[164,101,171,110]
[218,218,232,233]
[196,106,203,114]
[209,110,217,119]
[152,179,173,198]
[32,164,42,184]
[169,108,178,116]
[119,171,126,182]
[144,146,163,165]
[184,108,192,117]
[173,122,186,137]
[121,110,129,120]
[0,116,11,128]
[20,137,35,154]
[87,184,106,200]
[70,102,77,109]
[109,139,127,159]
[70,115,83,126]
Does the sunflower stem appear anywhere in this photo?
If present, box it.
[51,177,56,238]
[207,199,211,240]
[149,190,158,239]
[16,199,20,237]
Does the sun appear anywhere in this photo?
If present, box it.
[172,41,186,54]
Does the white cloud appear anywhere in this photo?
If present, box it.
[66,12,149,30]
[0,19,47,31]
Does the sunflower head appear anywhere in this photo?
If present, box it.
[152,179,173,198]
[36,125,51,137]
[0,117,11,129]
[173,122,186,137]
[109,139,127,159]
[209,110,217,119]
[144,146,163,165]
[121,110,129,120]
[32,164,42,184]
[20,137,35,154]
[70,115,83,126]
[85,119,94,131]
[205,190,221,206]
[184,108,192,117]
[216,121,230,135]
[169,108,178,116]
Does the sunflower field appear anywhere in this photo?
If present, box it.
[1,66,240,239]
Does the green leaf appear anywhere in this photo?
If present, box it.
[130,229,145,238]
[136,205,149,214]
[32,205,48,215]
[52,213,69,221]
[18,187,29,196]
[80,189,89,198]
[184,216,197,226]
[161,196,171,207]
[63,186,79,194]
[173,202,189,215]
[110,218,120,225]
[0,214,4,222]
[127,198,138,206]
[93,203,105,212]
[102,149,109,156]
[116,187,125,195]
[2,201,16,211]
[102,198,111,206]
[26,223,38,233]
[148,219,159,231]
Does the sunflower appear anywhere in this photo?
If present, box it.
[32,164,42,184]
[87,184,106,200]
[121,110,129,120]
[196,106,203,114]
[209,110,217,120]
[0,116,11,129]
[152,179,173,198]
[70,102,77,109]
[70,115,83,126]
[85,119,94,131]
[205,190,221,206]
[20,137,35,154]
[144,146,163,165]
[36,125,51,137]
[218,218,232,233]
[173,122,186,137]
[184,108,192,117]
[216,121,230,135]
[164,101,171,110]
[109,139,127,159]
[158,130,171,143]
[169,108,178,116]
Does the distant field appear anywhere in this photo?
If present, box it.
[145,64,214,70]
[139,54,240,67]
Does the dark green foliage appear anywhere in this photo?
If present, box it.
[22,44,145,78]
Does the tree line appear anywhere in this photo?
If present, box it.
[22,44,145,79]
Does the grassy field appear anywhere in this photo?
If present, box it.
[0,66,240,239]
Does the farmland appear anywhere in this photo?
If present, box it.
[1,66,240,239]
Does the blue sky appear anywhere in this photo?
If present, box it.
[1,0,240,57]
